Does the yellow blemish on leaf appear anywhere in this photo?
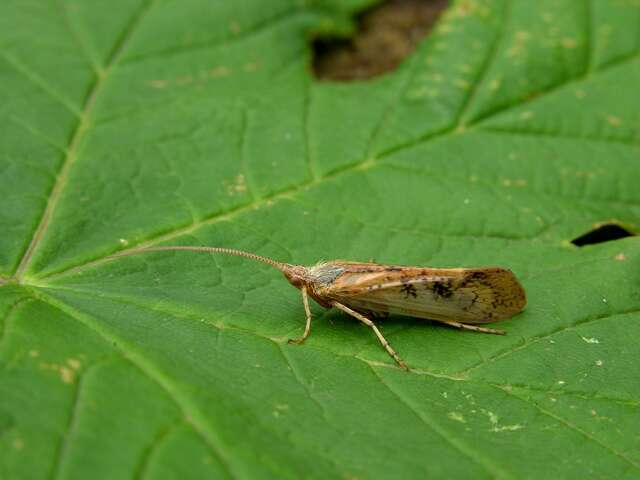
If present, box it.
[176,75,193,86]
[29,350,39,357]
[448,412,466,423]
[614,253,626,261]
[40,362,76,384]
[606,115,621,127]
[439,23,455,34]
[491,424,525,432]
[575,89,586,99]
[482,409,523,432]
[243,62,259,72]
[452,0,484,18]
[483,410,498,425]
[67,358,82,371]
[520,111,534,120]
[406,87,429,100]
[595,360,603,367]
[148,79,168,89]
[225,174,247,196]
[501,177,527,188]
[13,438,24,450]
[507,31,531,57]
[561,38,578,49]
[210,66,231,78]
[229,21,241,34]
[60,367,74,384]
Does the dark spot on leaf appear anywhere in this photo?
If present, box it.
[311,0,449,81]
[571,223,635,246]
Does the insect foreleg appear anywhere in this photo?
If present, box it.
[436,320,506,335]
[288,286,313,344]
[332,301,409,371]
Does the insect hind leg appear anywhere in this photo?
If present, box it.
[332,301,409,371]
[288,287,313,344]
[437,319,506,335]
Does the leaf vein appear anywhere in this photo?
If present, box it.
[133,419,185,480]
[12,0,159,282]
[35,47,640,282]
[49,363,90,480]
[121,7,306,65]
[369,364,512,479]
[494,384,640,470]
[469,51,640,128]
[34,290,238,479]
[489,382,640,406]
[584,0,594,75]
[303,77,318,181]
[238,108,258,201]
[0,51,81,117]
[277,345,333,426]
[459,309,640,376]
[0,296,34,353]
[479,125,640,147]
[454,0,510,129]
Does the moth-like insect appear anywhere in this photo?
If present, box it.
[114,246,527,371]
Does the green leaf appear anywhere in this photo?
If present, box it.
[2,0,639,478]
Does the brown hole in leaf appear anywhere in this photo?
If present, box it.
[312,0,449,81]
[571,223,635,247]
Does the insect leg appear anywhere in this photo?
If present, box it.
[437,320,506,335]
[288,286,313,344]
[332,301,409,371]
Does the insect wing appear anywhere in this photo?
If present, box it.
[323,266,526,323]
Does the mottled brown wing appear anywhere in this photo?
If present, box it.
[321,266,526,324]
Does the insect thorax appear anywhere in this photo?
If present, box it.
[307,262,345,287]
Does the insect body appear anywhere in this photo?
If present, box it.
[113,247,527,371]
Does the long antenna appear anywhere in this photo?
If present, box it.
[108,246,292,272]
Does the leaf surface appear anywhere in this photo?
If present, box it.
[1,1,640,478]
